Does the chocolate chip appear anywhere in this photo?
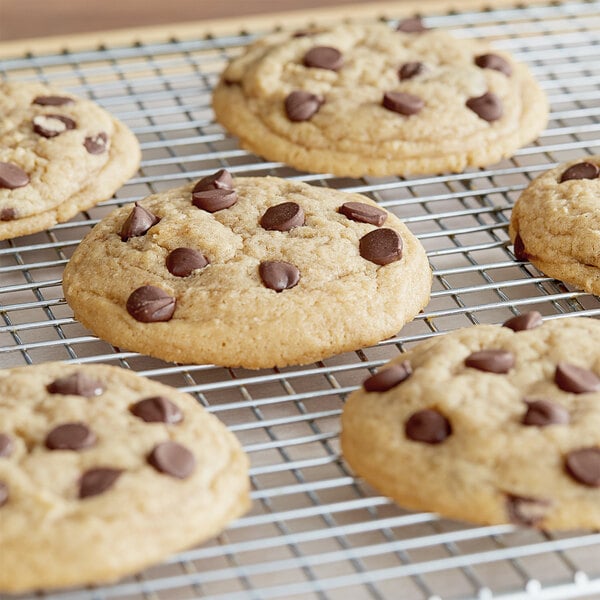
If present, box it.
[466,92,503,122]
[130,396,183,424]
[45,423,96,451]
[0,482,8,507]
[555,362,600,394]
[303,46,344,71]
[193,169,234,192]
[33,114,76,138]
[506,494,550,526]
[192,189,238,213]
[126,286,176,323]
[260,202,305,231]
[47,372,104,397]
[120,203,160,241]
[396,16,427,33]
[339,202,387,226]
[363,361,412,392]
[559,162,600,182]
[503,311,543,332]
[382,91,424,116]
[79,468,122,498]
[0,434,13,458]
[465,349,515,373]
[84,132,108,154]
[565,448,600,487]
[405,409,451,444]
[0,208,16,221]
[513,233,528,261]
[166,248,209,277]
[285,91,323,122]
[148,441,196,479]
[33,95,74,106]
[259,261,300,292]
[522,399,569,427]
[0,162,29,189]
[474,54,512,77]
[398,62,426,81]
[359,228,403,265]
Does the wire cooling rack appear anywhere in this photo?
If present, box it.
[1,1,600,598]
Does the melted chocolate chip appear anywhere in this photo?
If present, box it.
[148,441,196,479]
[565,448,600,487]
[33,95,74,106]
[559,162,600,182]
[259,261,300,292]
[0,208,16,221]
[126,286,176,323]
[193,169,234,192]
[166,248,209,277]
[506,494,550,526]
[130,396,183,424]
[47,372,104,397]
[465,349,515,373]
[339,202,387,226]
[466,92,503,122]
[513,233,528,261]
[474,54,512,77]
[120,203,160,241]
[522,399,569,427]
[260,202,305,231]
[555,362,600,394]
[45,423,96,451]
[0,434,13,458]
[285,91,323,122]
[33,114,76,138]
[0,162,30,189]
[303,46,344,71]
[192,189,238,212]
[398,61,426,81]
[396,16,427,33]
[382,91,424,116]
[359,228,403,265]
[79,468,122,498]
[503,311,543,332]
[84,132,108,154]
[0,482,8,507]
[405,409,451,444]
[363,361,412,392]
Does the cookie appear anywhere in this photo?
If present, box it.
[0,81,140,240]
[509,156,600,295]
[212,22,548,177]
[341,315,600,530]
[0,362,249,593]
[62,172,431,368]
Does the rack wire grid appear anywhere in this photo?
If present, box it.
[1,1,600,599]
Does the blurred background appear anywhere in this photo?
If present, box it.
[1,0,374,41]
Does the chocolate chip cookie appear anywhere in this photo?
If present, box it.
[212,22,547,177]
[342,315,600,530]
[0,81,140,240]
[63,172,431,368]
[509,156,600,295]
[0,362,249,592]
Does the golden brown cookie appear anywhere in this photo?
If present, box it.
[63,172,431,368]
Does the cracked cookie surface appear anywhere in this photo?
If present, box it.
[342,316,600,530]
[0,81,140,240]
[509,156,600,295]
[63,174,431,368]
[212,22,548,177]
[0,362,249,593]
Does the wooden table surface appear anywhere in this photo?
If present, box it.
[0,0,381,41]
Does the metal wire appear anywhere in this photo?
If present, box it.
[1,1,600,598]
